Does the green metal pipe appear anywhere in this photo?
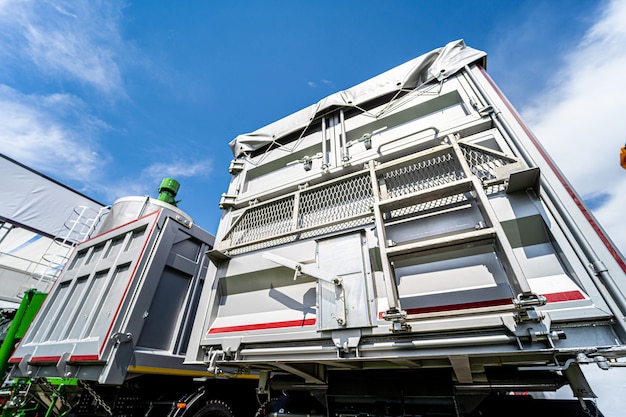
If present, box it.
[0,290,46,377]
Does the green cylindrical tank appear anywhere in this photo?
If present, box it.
[157,177,180,206]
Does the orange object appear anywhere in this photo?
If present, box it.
[621,145,626,169]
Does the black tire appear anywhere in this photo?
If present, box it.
[190,399,234,417]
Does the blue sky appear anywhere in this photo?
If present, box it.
[1,0,625,412]
[1,0,624,248]
[2,0,617,236]
[0,0,623,236]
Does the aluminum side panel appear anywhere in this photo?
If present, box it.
[11,209,215,384]
[12,210,161,367]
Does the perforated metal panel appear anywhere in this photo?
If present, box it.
[460,143,518,179]
[223,173,374,254]
[382,150,465,199]
[299,174,373,228]
[227,196,295,247]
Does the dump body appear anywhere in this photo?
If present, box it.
[9,197,214,385]
[186,41,626,410]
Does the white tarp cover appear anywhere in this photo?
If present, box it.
[229,40,486,157]
[0,153,104,241]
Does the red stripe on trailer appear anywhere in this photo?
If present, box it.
[380,298,513,318]
[208,292,585,333]
[69,354,100,362]
[30,355,62,363]
[208,318,316,334]
[402,298,513,316]
[477,65,626,274]
[378,290,587,318]
[11,354,101,364]
[543,290,585,303]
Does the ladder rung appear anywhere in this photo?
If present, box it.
[378,178,473,212]
[375,143,453,174]
[386,227,496,259]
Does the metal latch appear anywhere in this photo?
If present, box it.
[110,332,133,344]
[263,251,346,326]
[286,153,323,171]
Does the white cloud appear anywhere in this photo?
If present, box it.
[514,6,626,412]
[521,0,626,254]
[0,0,129,196]
[88,158,213,205]
[142,159,213,180]
[0,0,125,95]
[0,0,211,205]
[0,84,109,182]
[307,80,333,89]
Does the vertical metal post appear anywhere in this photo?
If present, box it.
[340,110,349,163]
[0,222,13,245]
[292,190,301,232]
[321,117,328,169]
[367,160,402,313]
[450,136,533,296]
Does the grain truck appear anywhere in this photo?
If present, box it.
[4,180,258,416]
[185,39,626,416]
[6,40,626,416]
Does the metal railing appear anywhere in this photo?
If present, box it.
[220,141,521,255]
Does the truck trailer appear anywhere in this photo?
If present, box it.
[6,40,626,416]
[5,181,258,416]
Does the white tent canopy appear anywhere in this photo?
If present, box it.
[1,153,106,303]
[229,40,486,157]
[0,153,105,241]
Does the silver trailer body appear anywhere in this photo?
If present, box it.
[10,197,214,385]
[186,40,626,408]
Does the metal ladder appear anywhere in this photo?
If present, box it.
[368,134,544,329]
[33,205,108,291]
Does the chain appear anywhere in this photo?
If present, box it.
[80,380,113,416]
[35,377,73,410]
[583,398,600,417]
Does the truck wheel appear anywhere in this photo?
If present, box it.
[190,400,234,417]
